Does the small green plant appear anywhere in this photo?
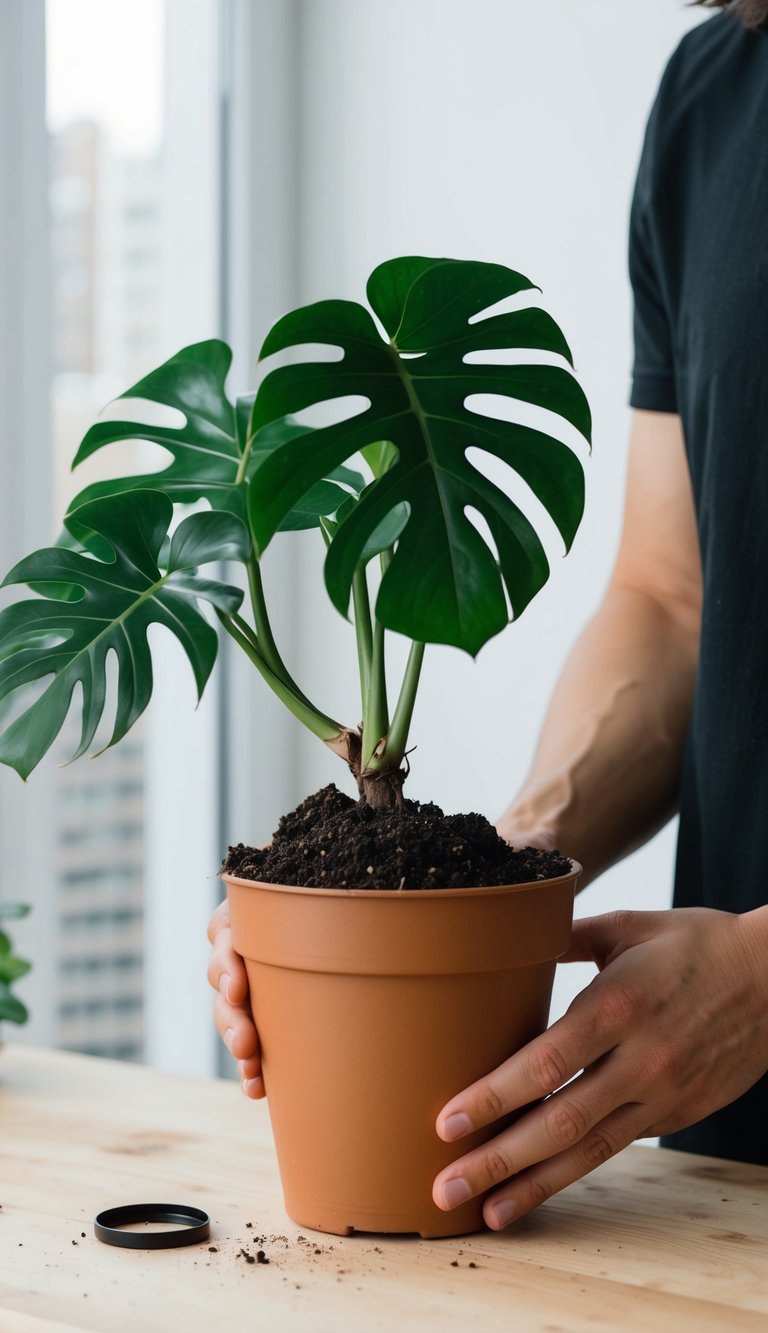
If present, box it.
[0,257,589,806]
[0,903,31,1024]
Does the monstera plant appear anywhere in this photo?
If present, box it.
[0,255,590,1239]
[0,257,587,801]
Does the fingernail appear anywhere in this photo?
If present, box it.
[243,1077,264,1098]
[441,1177,472,1210]
[219,973,232,1002]
[441,1112,473,1141]
[224,1027,235,1052]
[488,1198,518,1229]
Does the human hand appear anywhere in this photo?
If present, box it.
[432,906,768,1229]
[207,898,265,1098]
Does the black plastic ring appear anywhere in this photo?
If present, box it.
[94,1203,211,1249]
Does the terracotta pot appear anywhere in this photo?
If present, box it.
[224,866,579,1237]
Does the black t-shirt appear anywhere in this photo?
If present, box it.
[629,13,768,1165]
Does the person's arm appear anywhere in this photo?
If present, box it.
[497,408,702,885]
[430,415,768,1225]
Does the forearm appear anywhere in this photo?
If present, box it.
[498,584,699,886]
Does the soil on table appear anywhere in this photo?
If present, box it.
[221,784,572,891]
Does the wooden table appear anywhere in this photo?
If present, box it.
[1,1046,766,1332]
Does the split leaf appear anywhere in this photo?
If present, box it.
[248,256,589,655]
[67,341,362,543]
[0,491,248,778]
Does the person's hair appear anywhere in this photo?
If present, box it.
[694,0,768,27]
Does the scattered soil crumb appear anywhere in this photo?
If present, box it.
[208,1247,218,1254]
[223,784,572,891]
[246,1222,253,1229]
[450,1260,459,1267]
[71,1240,78,1246]
[81,1232,86,1239]
[469,1261,478,1269]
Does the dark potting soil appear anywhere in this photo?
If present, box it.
[221,784,572,891]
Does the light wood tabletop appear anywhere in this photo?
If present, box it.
[0,1045,766,1332]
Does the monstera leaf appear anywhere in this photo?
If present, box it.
[0,492,249,779]
[67,341,362,536]
[248,256,589,655]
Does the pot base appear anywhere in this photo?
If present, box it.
[285,1201,486,1239]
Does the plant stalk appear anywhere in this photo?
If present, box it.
[385,640,425,768]
[246,555,291,683]
[351,564,373,711]
[216,610,348,754]
[361,616,389,774]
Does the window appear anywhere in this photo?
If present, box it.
[0,0,229,1076]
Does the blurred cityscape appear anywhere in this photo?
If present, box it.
[49,117,163,1060]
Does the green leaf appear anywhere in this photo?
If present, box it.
[66,341,363,538]
[0,983,28,1024]
[0,955,31,983]
[330,490,409,564]
[69,341,243,514]
[0,492,249,779]
[0,902,31,922]
[249,418,364,533]
[361,441,398,478]
[248,256,589,654]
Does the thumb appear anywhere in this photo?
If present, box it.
[560,909,667,966]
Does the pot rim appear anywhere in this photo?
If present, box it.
[221,860,581,900]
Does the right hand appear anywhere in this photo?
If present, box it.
[207,899,265,1099]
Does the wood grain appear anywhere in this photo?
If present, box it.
[0,1046,766,1332]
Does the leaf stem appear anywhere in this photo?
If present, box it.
[385,640,425,768]
[235,421,256,487]
[246,555,287,679]
[352,564,373,712]
[216,610,346,747]
[361,615,389,772]
[246,553,318,713]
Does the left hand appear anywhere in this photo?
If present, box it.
[432,906,768,1229]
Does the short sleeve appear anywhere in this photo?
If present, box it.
[628,97,678,413]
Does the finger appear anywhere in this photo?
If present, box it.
[433,1061,623,1208]
[213,992,259,1062]
[238,1057,265,1100]
[206,925,250,1006]
[482,1102,648,1229]
[241,1077,266,1101]
[207,897,231,944]
[437,1008,614,1141]
[238,1055,263,1080]
[559,910,666,966]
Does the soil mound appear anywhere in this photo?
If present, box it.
[222,784,572,891]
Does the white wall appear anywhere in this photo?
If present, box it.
[253,0,705,1023]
